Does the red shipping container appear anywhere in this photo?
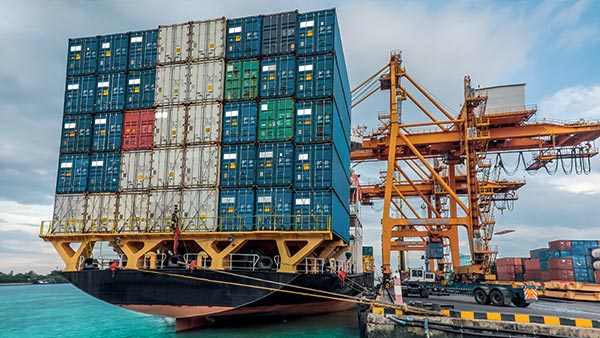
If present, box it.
[541,271,550,281]
[123,110,154,150]
[548,258,574,270]
[549,240,572,251]
[524,258,541,271]
[548,269,575,281]
[497,271,516,281]
[515,265,524,274]
[595,270,600,284]
[524,270,542,281]
[496,265,516,273]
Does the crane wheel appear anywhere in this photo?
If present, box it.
[474,289,490,305]
[490,290,504,306]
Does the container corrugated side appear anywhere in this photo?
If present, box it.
[92,112,123,152]
[296,54,351,146]
[88,152,121,192]
[186,103,221,144]
[123,110,154,150]
[116,192,149,231]
[190,18,225,61]
[256,142,293,186]
[155,64,188,106]
[181,188,218,231]
[188,60,224,103]
[256,187,292,230]
[119,150,152,191]
[224,59,259,101]
[57,154,89,194]
[220,144,256,187]
[97,33,130,73]
[158,23,190,65]
[95,72,127,112]
[67,37,98,76]
[127,70,156,110]
[150,148,184,189]
[294,143,349,201]
[293,189,349,242]
[297,9,340,56]
[148,190,182,231]
[86,193,118,231]
[64,75,96,114]
[258,98,294,141]
[260,55,296,98]
[218,188,254,231]
[53,194,87,232]
[183,145,219,187]
[226,16,262,59]
[129,29,158,70]
[222,101,257,144]
[153,105,186,147]
[60,114,92,153]
[261,11,297,56]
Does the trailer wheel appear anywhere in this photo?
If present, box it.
[419,287,429,298]
[474,289,489,305]
[490,290,504,306]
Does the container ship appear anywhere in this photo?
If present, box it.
[39,8,374,331]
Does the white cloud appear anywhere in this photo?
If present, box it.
[0,200,53,233]
[538,84,600,120]
[557,25,600,49]
[554,0,590,26]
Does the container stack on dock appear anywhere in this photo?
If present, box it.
[496,239,600,283]
[53,8,352,243]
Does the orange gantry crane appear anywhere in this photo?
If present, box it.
[350,51,600,284]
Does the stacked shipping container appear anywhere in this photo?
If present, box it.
[495,239,600,283]
[53,9,352,243]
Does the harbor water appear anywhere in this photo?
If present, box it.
[0,284,360,338]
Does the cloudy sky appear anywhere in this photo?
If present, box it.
[1,0,599,274]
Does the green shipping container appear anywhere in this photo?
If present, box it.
[258,98,294,141]
[224,59,260,101]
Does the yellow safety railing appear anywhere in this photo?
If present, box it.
[40,214,332,236]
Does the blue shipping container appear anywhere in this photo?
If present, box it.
[293,189,349,242]
[97,33,129,73]
[95,72,127,112]
[126,70,156,109]
[226,16,262,59]
[294,144,349,202]
[260,55,296,98]
[261,11,297,56]
[88,152,121,192]
[129,29,158,70]
[540,260,549,271]
[222,101,257,144]
[67,36,98,76]
[571,243,589,256]
[257,142,294,186]
[256,188,292,230]
[297,9,342,56]
[572,255,587,268]
[574,269,590,282]
[220,144,256,187]
[219,188,255,231]
[57,154,89,193]
[60,114,92,153]
[92,112,123,152]
[64,75,96,114]
[559,250,572,258]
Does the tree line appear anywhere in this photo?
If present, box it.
[0,270,67,284]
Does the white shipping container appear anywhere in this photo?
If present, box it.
[190,18,226,61]
[155,64,188,106]
[158,23,190,64]
[87,194,118,232]
[53,194,87,233]
[181,188,219,231]
[151,148,184,188]
[154,105,186,147]
[184,145,220,187]
[188,60,224,103]
[120,150,152,191]
[148,190,182,232]
[116,193,149,232]
[186,103,221,144]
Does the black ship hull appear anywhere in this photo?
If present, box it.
[62,269,373,331]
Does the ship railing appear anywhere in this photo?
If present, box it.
[225,253,261,271]
[40,214,332,235]
[298,257,326,274]
[76,255,124,271]
[182,253,211,269]
[142,253,167,270]
[334,260,356,274]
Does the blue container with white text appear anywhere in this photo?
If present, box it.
[256,187,293,230]
[226,16,262,59]
[293,189,349,242]
[256,142,294,186]
[222,101,258,144]
[126,70,156,109]
[97,33,130,73]
[219,188,255,231]
[60,114,92,154]
[67,36,98,76]
[260,55,296,98]
[128,29,158,70]
[220,144,257,187]
[92,112,123,152]
[57,154,89,193]
[88,152,121,192]
[95,72,127,112]
[64,75,96,114]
